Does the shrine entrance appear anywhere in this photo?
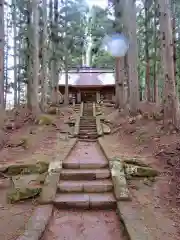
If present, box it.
[81,91,96,102]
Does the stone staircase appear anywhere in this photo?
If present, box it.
[73,104,81,114]
[53,143,116,209]
[52,102,116,209]
[78,102,98,141]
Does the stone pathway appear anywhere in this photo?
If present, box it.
[42,103,127,239]
[42,141,126,240]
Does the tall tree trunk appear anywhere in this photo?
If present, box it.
[0,0,5,110]
[158,0,179,128]
[153,1,159,103]
[12,0,17,107]
[115,58,120,108]
[31,0,40,114]
[114,0,124,108]
[145,0,151,101]
[64,0,69,105]
[26,2,32,109]
[4,29,8,108]
[64,50,69,105]
[172,0,177,87]
[125,0,139,115]
[41,0,48,111]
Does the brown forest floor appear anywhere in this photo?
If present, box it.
[0,105,75,240]
[0,103,180,239]
[102,103,180,238]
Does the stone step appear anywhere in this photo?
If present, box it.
[78,133,98,136]
[79,130,97,133]
[58,179,113,193]
[61,169,111,180]
[79,128,97,131]
[79,139,97,142]
[80,119,95,122]
[80,120,96,126]
[80,125,96,128]
[78,135,98,139]
[80,124,96,126]
[81,119,95,121]
[53,193,116,209]
[63,159,108,169]
[79,132,97,136]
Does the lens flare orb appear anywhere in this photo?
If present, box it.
[102,33,129,57]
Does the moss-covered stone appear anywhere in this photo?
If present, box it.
[110,160,130,201]
[12,173,46,187]
[7,187,41,203]
[46,107,57,115]
[143,177,155,186]
[122,157,150,167]
[125,164,159,177]
[5,161,49,176]
[102,123,111,134]
[7,173,46,203]
[37,115,53,125]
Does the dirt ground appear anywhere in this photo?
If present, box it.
[1,102,180,239]
[102,103,180,238]
[0,105,76,240]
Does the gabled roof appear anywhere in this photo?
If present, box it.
[59,72,115,86]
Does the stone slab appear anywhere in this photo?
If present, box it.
[16,205,53,240]
[96,116,103,136]
[89,193,116,209]
[54,192,116,209]
[58,181,84,192]
[117,202,155,240]
[111,161,131,201]
[102,123,111,134]
[39,172,60,204]
[54,193,90,209]
[79,160,108,169]
[5,162,49,176]
[83,179,113,193]
[98,139,130,201]
[58,179,113,193]
[124,164,159,178]
[7,174,46,203]
[60,169,110,180]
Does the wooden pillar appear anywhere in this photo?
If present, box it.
[77,91,81,103]
[96,91,100,103]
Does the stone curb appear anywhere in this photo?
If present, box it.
[99,138,155,240]
[74,102,83,136]
[93,102,96,117]
[96,116,103,136]
[117,201,154,240]
[94,103,103,136]
[98,138,130,201]
[74,115,80,137]
[80,102,84,117]
[16,205,53,240]
[39,138,77,204]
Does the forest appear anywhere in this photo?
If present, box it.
[0,1,180,239]
[0,0,178,128]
